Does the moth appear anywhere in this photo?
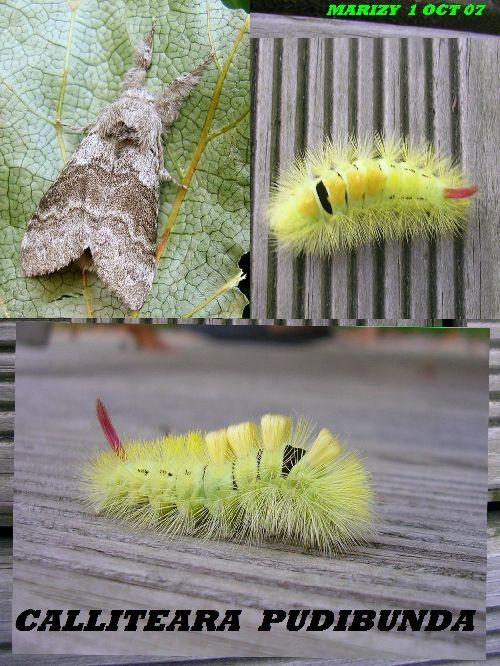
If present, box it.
[268,135,478,255]
[21,20,212,310]
[85,400,374,553]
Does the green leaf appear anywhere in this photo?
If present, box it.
[220,0,250,11]
[0,0,250,318]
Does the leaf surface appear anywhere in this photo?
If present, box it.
[0,0,250,317]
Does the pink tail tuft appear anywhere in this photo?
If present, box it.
[96,399,125,459]
[444,185,478,199]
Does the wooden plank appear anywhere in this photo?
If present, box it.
[0,354,15,377]
[470,321,500,342]
[0,323,15,533]
[13,330,487,658]
[459,42,500,318]
[303,39,327,319]
[355,39,375,318]
[433,40,456,318]
[0,444,13,528]
[490,350,500,369]
[329,38,351,317]
[407,39,431,319]
[0,476,13,529]
[467,323,500,492]
[0,413,14,437]
[489,426,500,492]
[490,401,500,421]
[459,39,480,320]
[0,650,479,664]
[251,15,498,40]
[275,39,300,319]
[250,39,274,319]
[0,537,12,650]
[382,38,404,319]
[4,503,499,665]
[487,511,500,659]
[0,324,15,348]
[0,383,14,406]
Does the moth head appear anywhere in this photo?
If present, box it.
[110,120,141,143]
[101,96,161,149]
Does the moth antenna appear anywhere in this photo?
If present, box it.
[127,18,156,78]
[443,185,478,199]
[96,399,125,460]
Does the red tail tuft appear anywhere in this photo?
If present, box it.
[96,399,125,459]
[444,185,478,199]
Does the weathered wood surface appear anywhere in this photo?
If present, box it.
[488,510,500,658]
[2,655,486,666]
[251,0,500,34]
[0,537,12,653]
[0,323,15,662]
[12,327,487,658]
[69,318,463,325]
[468,322,500,496]
[0,323,15,529]
[251,14,499,39]
[251,37,500,319]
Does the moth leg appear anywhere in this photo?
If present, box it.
[121,18,157,91]
[154,52,214,129]
[60,121,93,134]
[160,167,187,190]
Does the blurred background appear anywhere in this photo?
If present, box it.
[16,322,488,459]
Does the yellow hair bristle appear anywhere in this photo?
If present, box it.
[226,421,259,458]
[260,414,292,450]
[85,403,374,554]
[205,428,230,464]
[302,428,343,468]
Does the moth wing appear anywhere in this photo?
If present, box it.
[20,152,95,278]
[21,135,158,311]
[87,170,158,311]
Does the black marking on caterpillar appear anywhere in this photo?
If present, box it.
[281,444,306,476]
[315,181,333,214]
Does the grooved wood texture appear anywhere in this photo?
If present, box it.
[250,37,500,319]
[13,327,487,658]
[0,323,15,660]
[488,510,500,658]
[251,11,500,38]
[0,324,15,529]
[468,321,500,496]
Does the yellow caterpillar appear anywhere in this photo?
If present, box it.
[84,401,374,554]
[268,135,478,255]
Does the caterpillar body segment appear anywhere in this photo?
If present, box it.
[85,403,374,554]
[268,136,478,255]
